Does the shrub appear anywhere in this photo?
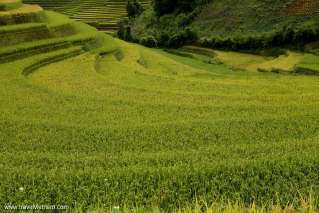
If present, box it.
[196,22,319,51]
[158,33,170,47]
[153,0,205,16]
[117,19,132,41]
[167,28,197,48]
[260,48,287,57]
[127,0,144,18]
[140,35,158,47]
[153,0,177,16]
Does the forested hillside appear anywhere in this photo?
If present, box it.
[124,0,319,49]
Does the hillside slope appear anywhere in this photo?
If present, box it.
[128,0,319,49]
[192,0,319,37]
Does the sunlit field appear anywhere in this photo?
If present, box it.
[1,36,319,210]
[1,0,319,211]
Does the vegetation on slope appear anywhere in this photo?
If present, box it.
[122,0,319,50]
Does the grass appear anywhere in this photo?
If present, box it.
[22,46,84,76]
[179,46,305,73]
[257,51,304,73]
[214,50,267,72]
[0,4,43,15]
[78,197,319,212]
[0,0,22,11]
[0,3,45,25]
[0,11,78,47]
[0,36,319,210]
[295,53,319,75]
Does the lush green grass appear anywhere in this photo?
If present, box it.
[0,35,319,211]
[295,53,319,75]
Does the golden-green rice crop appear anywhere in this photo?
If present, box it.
[0,37,319,211]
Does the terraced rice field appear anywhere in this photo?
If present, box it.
[24,0,151,33]
[1,34,319,210]
[0,0,115,64]
[1,1,319,211]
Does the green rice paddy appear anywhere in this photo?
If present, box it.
[1,36,319,210]
[1,0,319,211]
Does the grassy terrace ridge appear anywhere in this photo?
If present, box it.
[0,0,22,11]
[22,46,84,76]
[0,4,42,15]
[0,3,45,25]
[0,32,93,63]
[0,0,107,63]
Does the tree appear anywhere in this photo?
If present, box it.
[117,19,132,41]
[153,0,176,16]
[153,0,198,16]
[127,0,144,18]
